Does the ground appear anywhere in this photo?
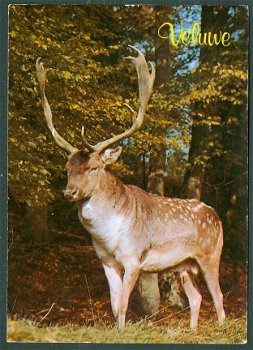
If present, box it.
[8,228,247,330]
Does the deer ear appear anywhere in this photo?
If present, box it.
[102,146,122,165]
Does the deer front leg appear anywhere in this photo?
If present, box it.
[102,262,123,321]
[118,260,140,329]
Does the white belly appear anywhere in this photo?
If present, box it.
[140,244,191,272]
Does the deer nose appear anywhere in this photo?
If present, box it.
[64,188,78,200]
[70,189,77,196]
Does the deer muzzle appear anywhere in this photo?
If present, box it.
[64,186,80,201]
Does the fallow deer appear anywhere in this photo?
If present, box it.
[36,46,225,329]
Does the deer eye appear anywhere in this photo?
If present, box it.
[89,167,98,173]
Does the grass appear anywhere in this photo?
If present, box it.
[7,317,247,344]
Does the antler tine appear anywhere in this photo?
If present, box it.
[36,58,78,154]
[81,126,96,152]
[91,45,155,154]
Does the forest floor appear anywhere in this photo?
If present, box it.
[7,228,247,343]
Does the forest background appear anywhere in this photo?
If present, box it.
[6,4,249,343]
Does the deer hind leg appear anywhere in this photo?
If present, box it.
[180,271,202,329]
[197,260,225,324]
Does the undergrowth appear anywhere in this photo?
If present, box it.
[7,316,247,344]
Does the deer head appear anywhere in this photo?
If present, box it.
[36,46,155,202]
[63,147,122,201]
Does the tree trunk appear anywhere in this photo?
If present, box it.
[136,6,186,315]
[181,122,211,199]
[181,6,223,200]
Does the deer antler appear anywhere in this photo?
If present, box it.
[81,45,155,154]
[36,47,155,155]
[36,58,78,154]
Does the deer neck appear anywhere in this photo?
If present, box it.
[98,170,126,204]
[77,170,126,222]
[77,170,127,249]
